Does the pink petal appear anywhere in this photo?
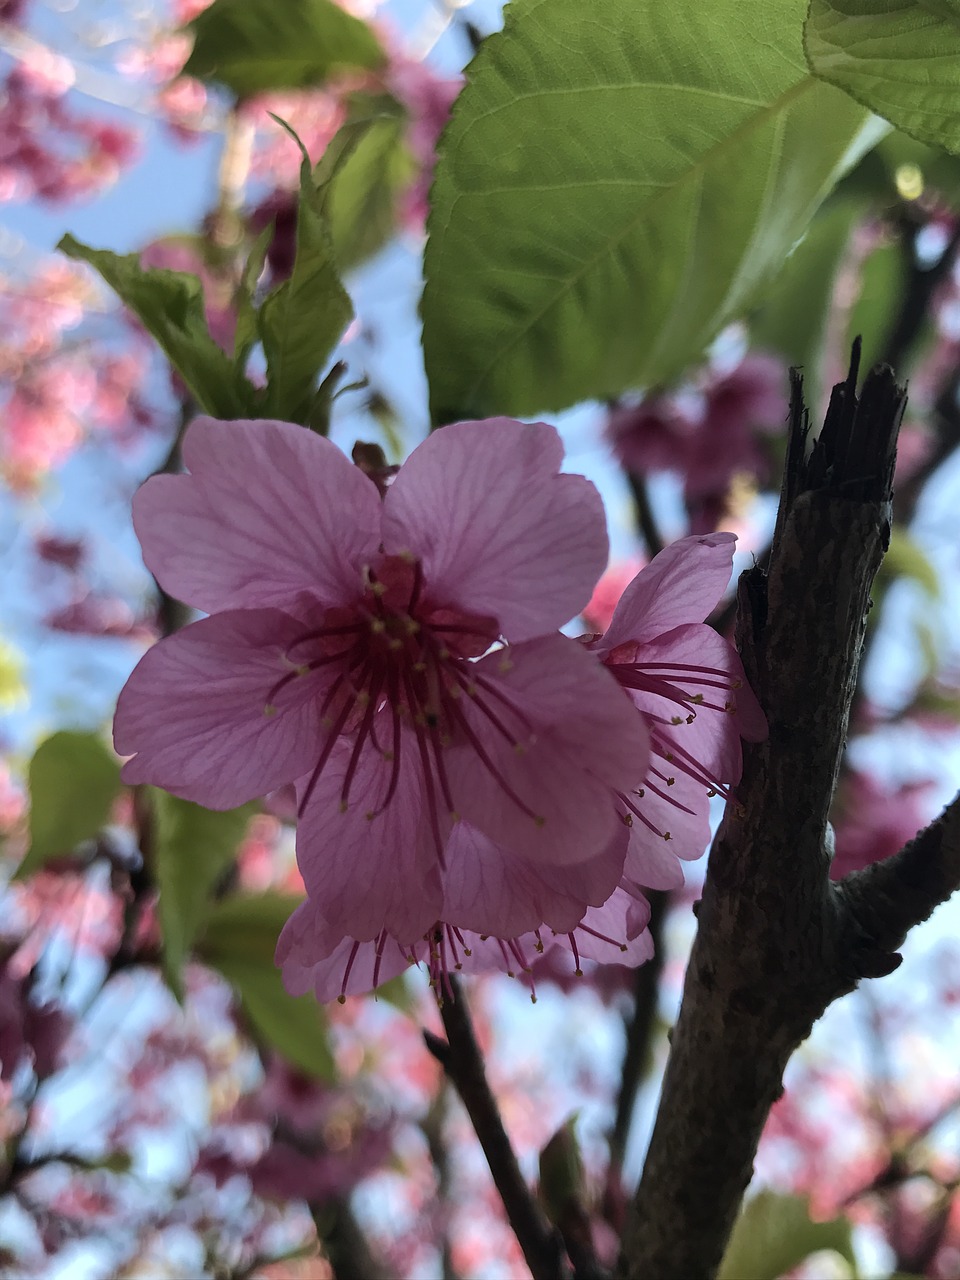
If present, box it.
[277,899,416,1002]
[442,822,626,937]
[566,888,654,965]
[134,417,382,613]
[621,820,687,891]
[447,635,649,865]
[629,625,766,779]
[294,727,445,944]
[114,609,329,808]
[382,419,608,641]
[596,533,737,653]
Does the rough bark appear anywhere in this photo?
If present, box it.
[616,346,960,1280]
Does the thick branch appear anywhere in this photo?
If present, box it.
[617,346,916,1280]
[426,979,569,1280]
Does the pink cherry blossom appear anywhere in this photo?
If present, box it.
[586,533,767,897]
[115,415,647,946]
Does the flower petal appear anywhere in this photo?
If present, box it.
[277,900,416,1002]
[114,609,330,808]
[442,821,626,937]
[447,634,648,865]
[134,417,382,613]
[597,533,736,652]
[382,419,608,640]
[294,727,445,945]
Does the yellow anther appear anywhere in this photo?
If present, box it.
[370,618,386,634]
[404,617,420,635]
[339,800,348,813]
[535,940,544,953]
[623,813,633,827]
[263,704,278,718]
[295,665,310,678]
[637,787,645,798]
[663,831,671,840]
[463,946,472,957]
[355,691,370,707]
[413,661,427,673]
[365,811,376,821]
[370,581,386,597]
[691,693,704,705]
[337,994,346,1005]
[498,656,513,673]
[666,776,675,786]
[438,648,450,660]
[513,742,527,755]
[686,714,696,724]
[388,638,403,651]
[398,548,417,564]
[671,716,683,725]
[534,815,546,828]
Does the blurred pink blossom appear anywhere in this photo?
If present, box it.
[830,768,936,880]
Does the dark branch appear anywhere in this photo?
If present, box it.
[607,890,669,1182]
[426,978,570,1280]
[616,348,916,1280]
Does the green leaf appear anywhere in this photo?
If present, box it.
[846,238,902,374]
[805,0,960,155]
[183,0,384,99]
[258,136,354,424]
[718,1191,855,1280]
[199,893,335,1079]
[751,199,859,413]
[19,732,121,878]
[233,222,274,370]
[151,791,254,997]
[422,0,883,423]
[58,234,256,418]
[324,96,416,269]
[881,528,941,598]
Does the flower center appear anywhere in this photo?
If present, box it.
[264,553,543,854]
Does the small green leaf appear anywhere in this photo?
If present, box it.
[423,0,883,422]
[805,0,960,155]
[199,893,335,1080]
[19,732,121,878]
[58,234,256,418]
[718,1191,855,1280]
[233,222,274,370]
[152,791,255,997]
[258,135,354,424]
[323,95,416,269]
[751,200,859,413]
[881,528,941,598]
[183,0,384,99]
[538,1117,585,1224]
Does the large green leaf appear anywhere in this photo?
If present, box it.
[199,893,335,1080]
[58,235,256,418]
[422,0,883,423]
[751,199,859,413]
[805,0,960,155]
[152,791,254,997]
[258,137,354,424]
[183,0,384,99]
[718,1191,855,1279]
[18,732,121,878]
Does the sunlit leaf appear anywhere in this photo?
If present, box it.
[183,0,384,99]
[805,0,960,155]
[19,732,121,878]
[152,791,255,998]
[58,234,257,418]
[323,95,416,269]
[423,0,883,422]
[718,1191,855,1280]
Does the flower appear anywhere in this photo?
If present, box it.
[586,533,767,897]
[830,768,935,880]
[115,416,647,946]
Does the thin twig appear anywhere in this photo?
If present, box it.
[425,977,569,1280]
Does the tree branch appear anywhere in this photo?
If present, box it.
[616,343,925,1280]
[425,978,570,1280]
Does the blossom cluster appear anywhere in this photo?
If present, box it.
[114,415,765,1003]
